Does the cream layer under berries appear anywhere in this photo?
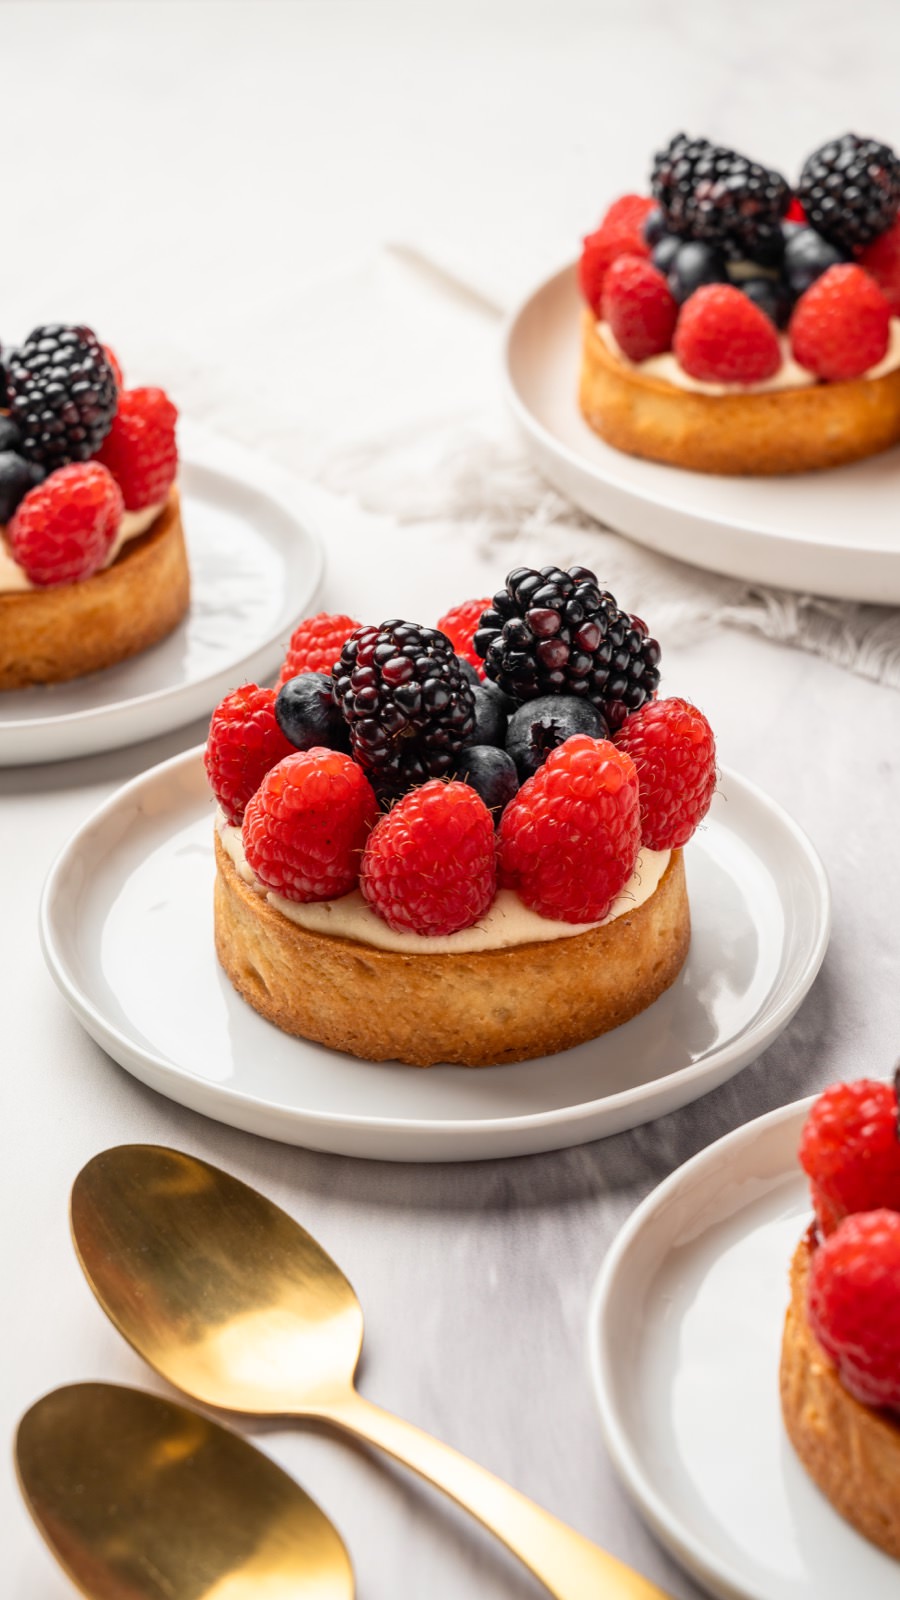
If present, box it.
[0,325,178,591]
[581,132,900,389]
[204,564,716,948]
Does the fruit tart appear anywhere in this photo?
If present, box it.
[0,325,184,689]
[579,133,900,474]
[205,565,717,1068]
[780,1076,900,1558]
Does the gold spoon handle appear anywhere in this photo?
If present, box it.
[320,1391,671,1600]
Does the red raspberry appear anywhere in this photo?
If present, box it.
[499,735,640,922]
[8,462,123,587]
[578,195,653,316]
[103,344,124,389]
[785,197,807,224]
[204,684,296,826]
[243,748,377,903]
[96,387,178,510]
[790,264,891,381]
[615,697,716,850]
[602,256,678,362]
[360,779,496,936]
[799,1079,900,1234]
[807,1210,900,1412]
[858,221,900,316]
[436,597,491,676]
[674,284,782,384]
[276,612,361,688]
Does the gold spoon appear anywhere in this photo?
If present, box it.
[16,1381,353,1599]
[71,1145,672,1600]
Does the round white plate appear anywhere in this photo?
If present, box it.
[0,422,324,766]
[39,747,829,1163]
[587,1096,899,1600]
[505,263,900,604]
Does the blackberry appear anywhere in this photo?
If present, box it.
[7,324,117,470]
[473,565,661,732]
[332,620,476,794]
[797,134,900,254]
[651,134,790,264]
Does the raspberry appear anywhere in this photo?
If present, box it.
[360,779,496,936]
[602,256,678,362]
[859,221,900,315]
[8,462,122,587]
[790,264,891,381]
[243,748,377,903]
[785,197,807,224]
[808,1210,900,1412]
[276,613,361,688]
[615,697,716,850]
[674,284,782,384]
[578,198,652,316]
[204,684,296,826]
[95,387,178,511]
[799,1079,900,1233]
[103,345,124,389]
[499,735,640,922]
[436,597,492,676]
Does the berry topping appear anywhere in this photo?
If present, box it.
[103,345,124,389]
[807,1209,900,1413]
[332,620,476,795]
[454,745,519,821]
[7,325,118,470]
[859,218,900,315]
[468,679,510,747]
[243,748,378,904]
[274,672,351,753]
[798,134,900,255]
[783,226,847,297]
[0,449,43,522]
[674,284,782,384]
[360,779,496,936]
[789,263,891,381]
[651,134,790,264]
[799,1079,900,1235]
[7,461,122,587]
[499,736,640,923]
[615,697,716,850]
[276,612,361,689]
[473,564,661,731]
[505,694,608,782]
[95,387,178,511]
[651,234,681,275]
[579,198,653,316]
[204,684,296,826]
[601,256,678,362]
[436,597,491,676]
[666,240,727,305]
[740,276,792,329]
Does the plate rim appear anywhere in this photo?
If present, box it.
[502,260,900,563]
[39,745,831,1152]
[585,1091,822,1600]
[0,421,325,748]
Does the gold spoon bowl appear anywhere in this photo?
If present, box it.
[16,1381,353,1599]
[72,1145,672,1600]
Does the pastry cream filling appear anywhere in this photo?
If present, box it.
[598,316,900,396]
[217,814,670,955]
[0,499,165,593]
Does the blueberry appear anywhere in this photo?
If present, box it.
[741,277,793,329]
[642,205,666,246]
[667,241,727,305]
[455,746,518,821]
[466,680,510,747]
[456,656,479,687]
[651,234,681,275]
[0,451,42,522]
[275,671,351,753]
[0,416,22,453]
[784,227,846,296]
[505,694,608,781]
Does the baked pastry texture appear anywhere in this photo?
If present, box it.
[780,1231,900,1559]
[214,832,689,1067]
[0,489,187,690]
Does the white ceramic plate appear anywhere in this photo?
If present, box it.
[0,422,324,765]
[505,263,900,604]
[587,1095,899,1600]
[39,748,829,1163]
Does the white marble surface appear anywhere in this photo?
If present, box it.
[5,3,900,1597]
